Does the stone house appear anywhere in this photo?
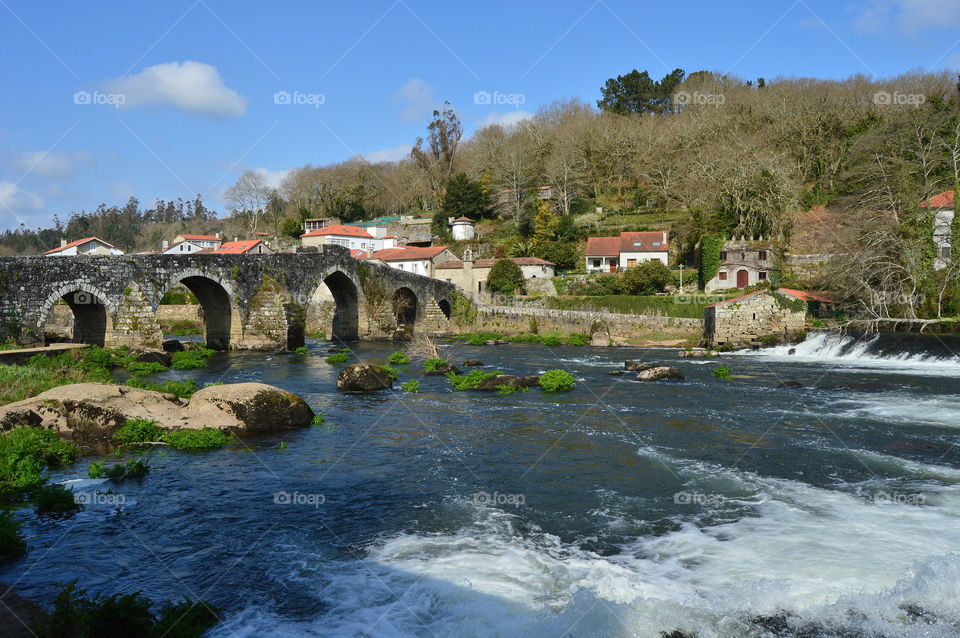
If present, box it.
[366,245,457,278]
[922,190,955,270]
[704,288,830,347]
[705,236,779,292]
[585,231,669,272]
[436,252,556,295]
[44,237,124,257]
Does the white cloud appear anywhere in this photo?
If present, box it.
[394,78,438,123]
[850,1,892,32]
[252,167,289,190]
[364,143,412,164]
[475,110,534,130]
[851,0,960,32]
[102,61,247,118]
[11,150,93,179]
[107,180,136,201]
[0,182,44,219]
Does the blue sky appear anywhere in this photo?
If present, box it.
[1,0,959,231]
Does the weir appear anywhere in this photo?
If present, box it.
[0,246,460,350]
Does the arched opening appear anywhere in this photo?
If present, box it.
[42,289,111,347]
[736,269,749,288]
[176,276,234,350]
[322,271,360,342]
[392,287,418,335]
[438,299,452,320]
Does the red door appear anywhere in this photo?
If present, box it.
[736,269,749,288]
[609,262,617,273]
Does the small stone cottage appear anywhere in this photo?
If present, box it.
[704,288,830,347]
[705,236,779,292]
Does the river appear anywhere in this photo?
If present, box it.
[4,332,960,637]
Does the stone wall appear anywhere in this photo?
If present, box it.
[156,305,203,323]
[705,291,806,346]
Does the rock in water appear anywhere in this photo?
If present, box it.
[337,363,394,391]
[424,362,462,376]
[625,360,656,371]
[183,383,314,431]
[590,319,610,347]
[519,375,541,388]
[130,347,172,367]
[462,359,484,367]
[162,339,184,352]
[636,367,685,381]
[475,375,523,391]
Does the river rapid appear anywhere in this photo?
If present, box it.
[4,332,960,637]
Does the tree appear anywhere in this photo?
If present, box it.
[225,171,270,232]
[620,260,673,295]
[597,68,686,115]
[442,172,487,220]
[532,201,557,249]
[412,103,462,208]
[486,258,525,294]
[281,217,302,238]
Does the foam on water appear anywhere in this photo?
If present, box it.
[740,331,960,375]
[212,447,960,637]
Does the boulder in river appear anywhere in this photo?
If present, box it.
[519,375,541,388]
[462,359,484,367]
[608,370,624,376]
[337,363,394,392]
[424,362,462,376]
[636,367,685,382]
[476,374,523,391]
[625,360,656,372]
[129,347,172,367]
[183,383,314,431]
[589,319,610,347]
[162,339,184,353]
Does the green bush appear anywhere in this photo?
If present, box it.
[101,459,150,482]
[295,346,308,355]
[447,369,502,391]
[162,428,231,451]
[0,511,27,559]
[0,427,77,500]
[401,379,420,393]
[423,358,447,372]
[81,346,114,369]
[311,413,325,426]
[126,361,169,377]
[125,378,197,399]
[325,352,350,365]
[713,366,731,380]
[45,581,219,638]
[0,354,112,406]
[170,349,214,370]
[382,366,399,381]
[486,258,525,294]
[33,483,81,516]
[87,461,105,478]
[620,260,673,295]
[539,369,575,392]
[114,419,164,445]
[388,351,411,365]
[565,333,589,346]
[540,336,562,346]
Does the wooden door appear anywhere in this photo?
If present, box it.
[736,269,749,288]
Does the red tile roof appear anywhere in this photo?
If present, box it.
[452,216,473,222]
[210,239,264,254]
[301,224,372,239]
[370,246,450,261]
[921,190,955,208]
[437,257,556,269]
[176,234,221,241]
[44,236,116,255]
[620,231,668,252]
[585,236,621,256]
[349,249,367,258]
[778,288,834,303]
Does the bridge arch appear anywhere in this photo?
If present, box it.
[391,286,419,337]
[37,283,115,347]
[157,270,241,350]
[437,298,452,320]
[310,270,363,342]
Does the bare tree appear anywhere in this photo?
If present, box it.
[225,170,270,232]
[411,103,462,208]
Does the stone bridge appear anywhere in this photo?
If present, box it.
[0,246,461,350]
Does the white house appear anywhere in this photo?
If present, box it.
[300,224,395,252]
[436,255,555,294]
[44,237,124,257]
[367,246,457,278]
[585,231,669,272]
[173,234,221,250]
[162,240,205,255]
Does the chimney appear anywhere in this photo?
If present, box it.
[234,236,238,242]
[60,239,67,248]
[662,231,667,244]
[162,240,169,250]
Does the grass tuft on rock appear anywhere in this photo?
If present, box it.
[446,369,503,391]
[388,351,410,365]
[401,379,420,393]
[114,419,164,445]
[325,352,350,365]
[170,349,215,370]
[125,378,197,398]
[423,358,447,373]
[126,361,169,376]
[162,428,231,451]
[539,369,575,392]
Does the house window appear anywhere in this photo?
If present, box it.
[759,271,767,280]
[720,251,727,260]
[758,250,768,261]
[592,259,601,268]
[718,271,727,281]
[627,259,637,268]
